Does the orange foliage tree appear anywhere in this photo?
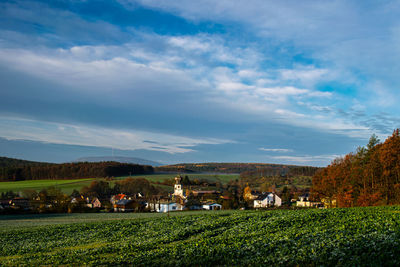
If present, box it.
[312,130,400,207]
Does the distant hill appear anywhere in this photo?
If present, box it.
[0,160,154,182]
[0,157,51,167]
[156,162,319,177]
[74,156,162,167]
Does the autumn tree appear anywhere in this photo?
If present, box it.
[311,130,400,207]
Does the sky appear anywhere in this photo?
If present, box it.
[1,0,400,166]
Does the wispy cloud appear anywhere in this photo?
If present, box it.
[259,148,293,153]
[267,154,341,164]
[0,117,232,154]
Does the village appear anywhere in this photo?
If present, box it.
[0,175,327,214]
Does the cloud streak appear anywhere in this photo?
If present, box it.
[0,117,231,154]
[259,148,294,153]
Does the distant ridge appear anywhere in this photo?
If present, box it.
[74,156,162,167]
[155,162,320,176]
[0,156,51,167]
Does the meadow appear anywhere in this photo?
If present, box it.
[0,173,239,194]
[1,206,400,266]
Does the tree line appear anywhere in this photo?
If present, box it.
[0,161,154,181]
[312,130,400,207]
[156,162,318,175]
[0,157,48,167]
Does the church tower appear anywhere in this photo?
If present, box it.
[173,176,185,198]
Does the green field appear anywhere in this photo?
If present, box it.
[1,206,400,266]
[0,178,95,194]
[0,173,239,194]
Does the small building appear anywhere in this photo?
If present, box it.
[253,193,282,208]
[86,197,101,208]
[296,193,311,207]
[202,203,222,210]
[297,194,323,208]
[147,201,184,213]
[110,194,127,205]
[321,197,337,208]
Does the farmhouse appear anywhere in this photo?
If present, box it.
[253,193,282,208]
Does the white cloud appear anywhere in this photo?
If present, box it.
[259,148,293,153]
[279,67,328,85]
[168,36,211,52]
[0,116,232,154]
[0,31,386,140]
[268,154,341,164]
[274,109,306,118]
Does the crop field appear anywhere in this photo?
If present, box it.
[0,173,239,194]
[1,206,400,266]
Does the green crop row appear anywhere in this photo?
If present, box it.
[1,207,400,266]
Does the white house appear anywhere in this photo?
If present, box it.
[146,202,184,213]
[296,194,323,208]
[202,203,222,210]
[296,194,311,207]
[253,193,282,208]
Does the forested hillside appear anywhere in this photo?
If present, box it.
[312,130,400,207]
[0,157,50,167]
[0,161,154,181]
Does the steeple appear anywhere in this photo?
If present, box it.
[173,175,185,198]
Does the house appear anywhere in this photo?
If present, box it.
[253,193,282,208]
[110,194,127,205]
[296,193,311,207]
[70,196,86,207]
[146,201,184,213]
[202,203,222,210]
[86,197,101,208]
[321,197,337,208]
[296,193,322,207]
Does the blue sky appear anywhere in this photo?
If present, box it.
[1,0,400,166]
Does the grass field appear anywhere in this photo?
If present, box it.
[0,173,239,194]
[1,206,400,266]
[0,179,95,194]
